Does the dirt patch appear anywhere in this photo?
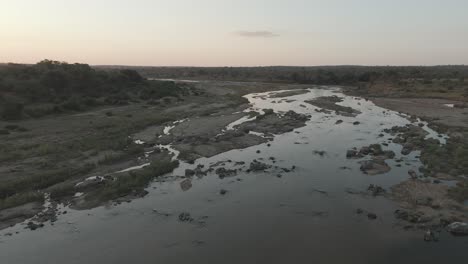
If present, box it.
[371,97,468,128]
[391,179,468,228]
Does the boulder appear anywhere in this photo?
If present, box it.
[185,169,195,177]
[359,159,391,175]
[446,222,468,236]
[346,149,360,159]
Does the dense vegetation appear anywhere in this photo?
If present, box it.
[123,65,468,84]
[115,65,468,101]
[0,60,186,120]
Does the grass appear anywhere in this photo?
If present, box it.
[0,109,178,211]
[86,159,179,202]
[420,131,468,176]
[0,163,95,200]
[0,191,45,210]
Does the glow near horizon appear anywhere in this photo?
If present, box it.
[1,0,468,66]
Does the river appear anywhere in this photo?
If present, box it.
[0,87,466,264]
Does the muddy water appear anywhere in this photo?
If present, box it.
[1,87,467,264]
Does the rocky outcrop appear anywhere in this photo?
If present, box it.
[359,159,391,175]
[305,96,361,117]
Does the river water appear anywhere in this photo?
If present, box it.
[0,87,466,264]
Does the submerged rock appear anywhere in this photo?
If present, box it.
[180,179,192,191]
[185,169,195,177]
[249,160,270,172]
[367,213,377,220]
[367,184,386,196]
[178,212,193,222]
[346,149,359,158]
[215,167,237,179]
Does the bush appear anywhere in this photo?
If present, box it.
[1,101,23,120]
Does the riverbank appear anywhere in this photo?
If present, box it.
[0,81,311,229]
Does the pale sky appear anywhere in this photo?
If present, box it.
[1,0,468,66]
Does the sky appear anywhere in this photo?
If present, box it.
[1,0,468,66]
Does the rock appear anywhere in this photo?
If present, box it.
[313,150,326,157]
[359,146,371,156]
[185,169,195,177]
[408,169,418,179]
[249,160,270,172]
[346,149,360,158]
[26,222,44,231]
[178,212,193,222]
[215,167,237,179]
[367,213,377,220]
[220,189,228,195]
[256,150,261,154]
[356,208,364,214]
[353,121,360,125]
[401,147,412,155]
[193,167,207,177]
[284,110,309,122]
[359,159,391,175]
[335,120,343,125]
[446,222,468,236]
[180,179,192,191]
[424,230,438,242]
[367,184,386,196]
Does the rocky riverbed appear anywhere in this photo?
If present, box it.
[1,84,467,264]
